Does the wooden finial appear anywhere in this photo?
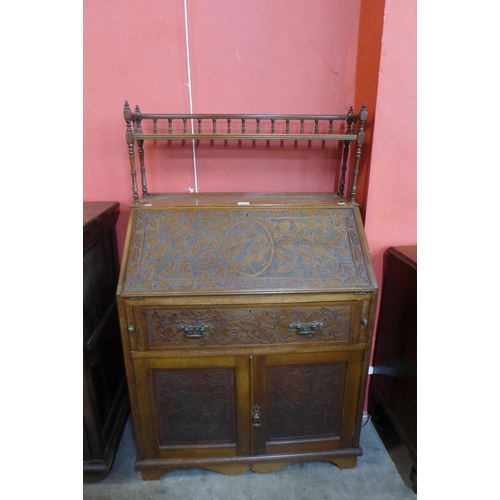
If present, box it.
[124,101,131,122]
[360,103,367,122]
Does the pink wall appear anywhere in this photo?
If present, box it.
[365,0,417,300]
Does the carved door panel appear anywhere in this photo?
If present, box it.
[251,351,363,455]
[133,356,251,459]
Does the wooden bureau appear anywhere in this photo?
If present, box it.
[116,105,377,480]
[117,193,377,479]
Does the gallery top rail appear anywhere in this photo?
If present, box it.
[123,101,367,204]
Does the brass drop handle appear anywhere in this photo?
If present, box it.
[289,321,324,335]
[251,404,261,427]
[178,324,213,338]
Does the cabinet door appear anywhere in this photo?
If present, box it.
[133,356,251,459]
[252,351,363,455]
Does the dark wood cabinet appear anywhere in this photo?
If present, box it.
[117,193,378,480]
[370,245,416,492]
[84,202,130,481]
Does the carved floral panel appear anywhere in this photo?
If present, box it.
[124,207,371,293]
[152,368,235,445]
[267,363,345,440]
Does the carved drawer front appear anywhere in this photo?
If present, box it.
[132,302,362,350]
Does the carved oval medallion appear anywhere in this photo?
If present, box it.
[222,220,274,277]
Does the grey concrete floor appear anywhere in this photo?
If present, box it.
[83,416,416,499]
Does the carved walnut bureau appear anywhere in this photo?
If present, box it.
[117,105,378,480]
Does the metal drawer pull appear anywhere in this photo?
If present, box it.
[177,325,213,338]
[361,317,368,326]
[289,321,324,335]
[251,404,261,427]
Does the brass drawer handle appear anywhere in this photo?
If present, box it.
[289,321,324,335]
[251,404,261,427]
[177,325,213,338]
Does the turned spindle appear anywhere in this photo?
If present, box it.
[124,101,139,204]
[135,105,149,198]
[339,106,354,197]
[349,104,367,203]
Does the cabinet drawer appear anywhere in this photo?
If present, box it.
[130,302,363,350]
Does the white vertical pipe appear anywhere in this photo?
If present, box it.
[183,0,198,192]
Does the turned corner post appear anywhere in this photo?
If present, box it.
[339,106,354,197]
[349,103,367,203]
[135,105,149,198]
[124,101,139,204]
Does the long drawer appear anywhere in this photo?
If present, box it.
[127,300,368,350]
